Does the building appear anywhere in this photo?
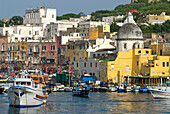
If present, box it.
[146,12,170,25]
[100,12,170,85]
[116,12,144,52]
[65,38,89,65]
[79,21,109,28]
[74,37,115,79]
[89,24,110,40]
[0,36,8,70]
[102,16,115,24]
[23,6,56,29]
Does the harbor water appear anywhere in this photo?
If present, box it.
[1,92,170,114]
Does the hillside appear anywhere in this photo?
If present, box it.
[91,2,170,20]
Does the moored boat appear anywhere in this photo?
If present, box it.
[8,78,48,108]
[140,87,148,93]
[117,84,125,92]
[133,86,140,92]
[109,86,117,92]
[72,83,90,97]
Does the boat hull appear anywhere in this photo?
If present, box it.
[152,92,170,99]
[72,90,90,97]
[8,86,46,107]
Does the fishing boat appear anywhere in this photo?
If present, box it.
[151,81,170,99]
[8,78,48,108]
[72,83,90,97]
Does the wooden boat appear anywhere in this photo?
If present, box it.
[8,78,48,108]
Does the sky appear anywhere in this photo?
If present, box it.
[0,0,131,19]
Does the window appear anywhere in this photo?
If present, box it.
[137,61,139,66]
[163,62,165,67]
[124,43,127,49]
[73,57,75,61]
[57,48,61,54]
[42,46,46,51]
[29,31,31,35]
[80,45,82,49]
[138,50,141,54]
[167,62,169,67]
[126,65,129,71]
[160,50,162,56]
[52,14,54,18]
[77,62,78,67]
[104,27,106,30]
[90,62,92,67]
[84,62,86,67]
[18,46,20,50]
[146,51,149,54]
[93,54,95,58]
[51,45,55,51]
[95,63,97,67]
[111,65,114,71]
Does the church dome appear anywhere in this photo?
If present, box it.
[117,23,143,40]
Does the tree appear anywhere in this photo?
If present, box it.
[0,20,4,27]
[110,22,120,32]
[10,16,23,25]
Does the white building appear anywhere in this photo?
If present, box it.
[74,37,115,80]
[45,20,78,41]
[0,25,43,43]
[23,7,56,29]
[79,21,109,28]
[102,16,115,24]
[61,33,81,45]
[70,15,91,23]
[116,12,144,52]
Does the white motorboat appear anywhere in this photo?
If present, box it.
[151,81,170,99]
[8,78,48,108]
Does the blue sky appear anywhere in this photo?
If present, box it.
[0,0,130,19]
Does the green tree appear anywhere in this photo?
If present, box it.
[110,22,120,32]
[0,20,4,27]
[10,16,23,25]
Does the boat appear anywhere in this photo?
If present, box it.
[72,83,90,97]
[117,84,125,92]
[125,86,132,92]
[64,87,72,92]
[133,86,140,92]
[8,78,48,108]
[108,86,116,92]
[151,81,170,99]
[0,86,5,94]
[99,87,108,92]
[140,87,148,93]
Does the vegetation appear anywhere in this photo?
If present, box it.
[110,22,120,32]
[141,20,170,33]
[90,2,170,20]
[0,16,23,27]
[57,12,85,20]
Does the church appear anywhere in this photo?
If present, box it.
[100,12,170,85]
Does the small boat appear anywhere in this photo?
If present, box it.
[64,87,72,92]
[8,78,48,108]
[117,84,125,92]
[108,86,116,92]
[140,87,148,93]
[0,87,5,94]
[133,86,140,92]
[125,86,132,92]
[72,83,90,97]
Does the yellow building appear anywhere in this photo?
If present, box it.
[65,39,89,65]
[89,24,110,40]
[16,41,27,61]
[146,12,170,23]
[100,48,170,84]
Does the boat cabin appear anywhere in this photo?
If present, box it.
[14,78,33,87]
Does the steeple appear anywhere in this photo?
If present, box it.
[123,12,136,25]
